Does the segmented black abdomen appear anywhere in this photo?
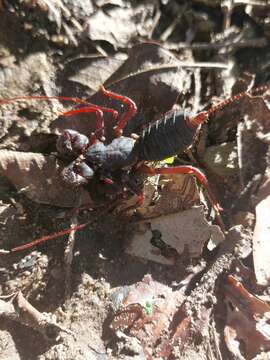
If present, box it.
[135,110,197,161]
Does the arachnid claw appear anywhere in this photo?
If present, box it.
[57,130,89,158]
[62,161,94,187]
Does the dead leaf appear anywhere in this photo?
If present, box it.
[126,206,224,264]
[253,195,270,286]
[203,141,238,177]
[84,4,155,48]
[52,43,193,138]
[0,53,55,99]
[58,54,127,97]
[111,274,186,360]
[137,173,200,218]
[85,7,137,47]
[105,42,181,85]
[0,150,92,207]
[224,275,270,359]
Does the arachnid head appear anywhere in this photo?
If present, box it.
[60,136,138,193]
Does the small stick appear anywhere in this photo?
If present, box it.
[0,291,74,340]
[64,215,78,299]
[237,121,245,190]
[164,38,268,51]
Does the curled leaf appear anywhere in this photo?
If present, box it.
[126,206,224,264]
[53,43,193,138]
[224,275,270,359]
[253,195,270,286]
[0,150,92,208]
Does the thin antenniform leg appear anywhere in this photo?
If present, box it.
[0,95,119,141]
[62,104,118,120]
[0,95,93,107]
[63,107,104,144]
[187,84,270,128]
[7,203,117,253]
[62,105,119,141]
[141,164,225,232]
[100,86,137,137]
[10,221,91,253]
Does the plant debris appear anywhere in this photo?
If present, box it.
[0,291,73,340]
[224,276,270,359]
[126,206,224,265]
[0,150,92,207]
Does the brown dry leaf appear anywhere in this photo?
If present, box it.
[0,150,92,207]
[137,173,200,218]
[255,168,270,205]
[0,52,55,99]
[253,195,270,286]
[105,42,182,85]
[224,275,270,360]
[85,7,137,47]
[111,274,186,360]
[111,272,212,360]
[4,0,94,46]
[126,206,224,265]
[209,92,270,144]
[203,141,238,177]
[84,4,155,48]
[58,54,127,97]
[52,43,193,138]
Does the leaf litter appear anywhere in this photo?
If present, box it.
[0,1,270,359]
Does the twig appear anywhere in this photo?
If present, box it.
[222,0,233,31]
[233,0,270,5]
[163,38,268,51]
[0,291,74,340]
[237,121,245,190]
[0,249,10,254]
[160,12,185,42]
[107,63,230,89]
[147,8,161,39]
[64,215,78,299]
[193,68,201,115]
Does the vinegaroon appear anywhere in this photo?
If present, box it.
[1,84,269,253]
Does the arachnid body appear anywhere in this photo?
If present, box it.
[1,84,269,252]
[53,87,218,210]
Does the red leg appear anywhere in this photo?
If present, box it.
[0,95,119,143]
[141,164,225,231]
[10,222,91,253]
[8,202,116,253]
[63,107,104,144]
[0,95,93,107]
[62,105,119,142]
[100,86,137,137]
